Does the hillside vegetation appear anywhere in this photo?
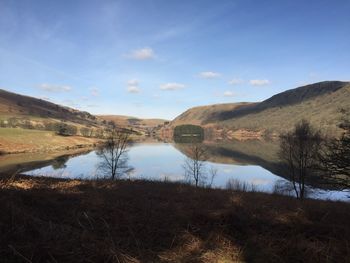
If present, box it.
[0,89,98,126]
[171,81,350,136]
[172,103,253,126]
[98,115,167,128]
[0,175,349,262]
[0,128,98,154]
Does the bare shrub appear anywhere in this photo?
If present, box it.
[183,143,207,187]
[226,178,257,192]
[97,128,132,180]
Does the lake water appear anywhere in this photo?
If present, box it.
[24,142,349,201]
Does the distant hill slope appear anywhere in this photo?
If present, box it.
[172,103,254,126]
[98,115,168,128]
[0,89,99,126]
[171,81,350,136]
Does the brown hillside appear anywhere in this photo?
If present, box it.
[99,115,168,128]
[171,103,253,126]
[0,89,98,126]
[171,81,350,136]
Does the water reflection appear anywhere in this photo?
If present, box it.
[51,156,69,170]
[1,141,347,201]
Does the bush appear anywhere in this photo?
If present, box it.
[55,122,78,136]
[80,127,91,137]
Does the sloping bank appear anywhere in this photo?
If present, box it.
[0,175,349,262]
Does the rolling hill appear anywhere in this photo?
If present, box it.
[171,81,350,137]
[98,115,167,129]
[171,103,253,126]
[0,89,99,127]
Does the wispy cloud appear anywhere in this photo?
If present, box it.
[90,87,99,97]
[127,79,139,86]
[127,86,141,94]
[199,71,221,79]
[125,47,155,60]
[127,79,141,94]
[249,79,270,86]
[160,83,185,91]
[38,83,72,92]
[223,91,235,97]
[86,104,99,108]
[228,78,244,85]
[62,99,79,108]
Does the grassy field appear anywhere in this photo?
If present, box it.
[0,175,349,262]
[0,128,99,154]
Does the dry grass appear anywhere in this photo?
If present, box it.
[172,103,252,127]
[0,174,349,262]
[170,82,350,137]
[98,115,167,128]
[0,128,99,154]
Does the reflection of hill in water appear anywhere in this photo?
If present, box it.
[174,140,324,188]
[174,140,329,188]
[174,139,282,170]
[175,139,278,163]
[0,149,92,174]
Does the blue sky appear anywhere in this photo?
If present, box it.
[0,0,349,119]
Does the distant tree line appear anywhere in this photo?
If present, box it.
[173,125,204,143]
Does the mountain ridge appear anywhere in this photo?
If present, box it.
[0,89,98,126]
[170,81,350,136]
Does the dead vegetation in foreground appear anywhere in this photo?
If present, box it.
[0,175,349,263]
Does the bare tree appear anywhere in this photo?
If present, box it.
[279,119,323,199]
[319,109,350,191]
[97,128,132,180]
[183,143,207,187]
[207,166,218,188]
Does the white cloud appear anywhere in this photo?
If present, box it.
[90,87,99,97]
[127,86,141,94]
[249,79,270,86]
[127,79,141,94]
[127,79,139,86]
[228,78,244,85]
[199,71,221,79]
[223,91,235,97]
[126,47,155,60]
[160,82,185,91]
[38,83,72,92]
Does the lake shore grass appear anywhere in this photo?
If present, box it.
[0,174,349,262]
[0,128,100,154]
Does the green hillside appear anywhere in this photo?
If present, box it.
[171,81,350,136]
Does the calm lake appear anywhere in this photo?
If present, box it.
[11,141,348,201]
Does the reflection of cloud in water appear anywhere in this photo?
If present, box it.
[222,168,235,174]
[248,178,272,186]
[23,143,349,201]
